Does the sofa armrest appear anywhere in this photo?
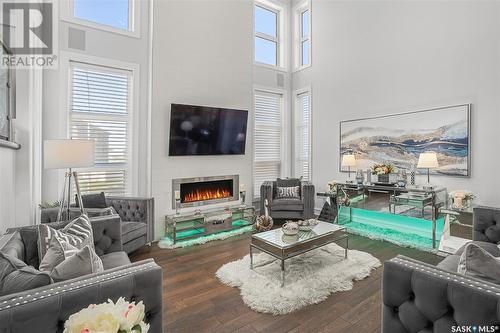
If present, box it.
[260,181,274,216]
[301,181,315,219]
[382,255,500,333]
[0,259,163,333]
[91,214,123,256]
[106,197,155,243]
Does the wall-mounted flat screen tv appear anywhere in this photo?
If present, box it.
[168,104,248,156]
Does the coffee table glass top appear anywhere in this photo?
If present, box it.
[252,221,345,248]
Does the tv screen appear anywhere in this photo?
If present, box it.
[168,104,248,156]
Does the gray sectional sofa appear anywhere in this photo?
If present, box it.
[382,206,500,332]
[0,214,163,333]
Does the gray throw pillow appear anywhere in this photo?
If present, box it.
[457,243,500,284]
[0,252,51,296]
[277,178,301,188]
[38,215,94,261]
[276,186,300,198]
[39,236,103,282]
[39,236,79,272]
[75,192,107,208]
[85,206,117,218]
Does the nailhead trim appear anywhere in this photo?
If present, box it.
[0,262,157,311]
[392,256,500,295]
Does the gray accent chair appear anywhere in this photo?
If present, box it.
[260,180,315,220]
[41,196,155,254]
[382,206,500,332]
[0,215,163,333]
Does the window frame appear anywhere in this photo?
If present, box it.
[60,0,140,38]
[254,0,286,70]
[252,86,288,199]
[293,87,312,181]
[58,51,140,196]
[293,0,312,71]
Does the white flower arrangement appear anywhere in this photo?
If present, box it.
[64,298,149,333]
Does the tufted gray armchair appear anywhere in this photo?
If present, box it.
[382,206,500,332]
[106,197,155,254]
[41,196,155,254]
[260,180,315,220]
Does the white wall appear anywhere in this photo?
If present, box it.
[0,69,41,232]
[42,0,151,201]
[293,0,500,208]
[0,149,16,233]
[151,0,253,239]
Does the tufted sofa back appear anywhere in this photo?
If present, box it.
[106,197,153,223]
[474,206,500,244]
[383,256,500,333]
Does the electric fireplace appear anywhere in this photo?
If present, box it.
[172,175,239,208]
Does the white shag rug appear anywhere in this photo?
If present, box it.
[216,243,381,315]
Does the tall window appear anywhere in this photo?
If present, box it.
[69,62,133,196]
[300,9,310,66]
[294,91,311,180]
[70,0,133,32]
[294,1,311,69]
[253,90,283,198]
[254,2,281,67]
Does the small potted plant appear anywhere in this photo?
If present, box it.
[371,163,396,183]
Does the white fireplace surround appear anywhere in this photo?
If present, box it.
[172,175,240,209]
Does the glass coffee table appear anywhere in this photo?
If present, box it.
[250,221,348,287]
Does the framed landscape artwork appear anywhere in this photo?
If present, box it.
[340,104,471,177]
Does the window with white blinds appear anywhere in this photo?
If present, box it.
[294,91,311,181]
[69,62,132,196]
[253,90,283,198]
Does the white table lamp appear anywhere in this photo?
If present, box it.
[44,139,94,222]
[417,152,438,183]
[342,153,356,179]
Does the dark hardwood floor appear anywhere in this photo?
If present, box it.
[130,232,441,333]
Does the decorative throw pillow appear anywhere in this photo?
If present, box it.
[85,206,117,218]
[457,243,500,284]
[38,215,94,261]
[276,178,301,188]
[276,186,300,198]
[75,192,107,208]
[39,236,103,282]
[0,252,52,296]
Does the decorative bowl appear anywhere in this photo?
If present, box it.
[297,219,319,231]
[282,221,299,236]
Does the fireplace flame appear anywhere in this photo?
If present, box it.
[183,188,232,203]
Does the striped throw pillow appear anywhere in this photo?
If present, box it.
[276,186,300,198]
[38,215,94,262]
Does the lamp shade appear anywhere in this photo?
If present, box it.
[44,139,94,169]
[417,152,438,169]
[341,153,356,167]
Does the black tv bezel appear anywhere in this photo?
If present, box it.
[168,103,248,156]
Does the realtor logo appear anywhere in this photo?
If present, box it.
[3,2,53,54]
[1,2,57,68]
